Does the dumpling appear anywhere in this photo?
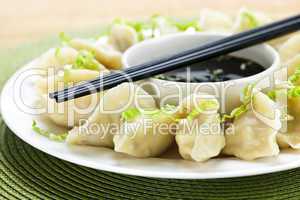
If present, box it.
[268,33,298,50]
[30,47,78,73]
[277,87,300,149]
[175,93,225,162]
[286,54,300,77]
[66,82,157,147]
[232,8,272,33]
[266,83,300,150]
[199,9,233,33]
[108,24,138,52]
[223,91,281,160]
[279,33,300,62]
[40,93,101,128]
[68,38,122,69]
[37,68,103,127]
[288,94,300,119]
[66,106,114,147]
[113,109,176,157]
[277,121,300,149]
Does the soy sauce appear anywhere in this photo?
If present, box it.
[154,55,265,83]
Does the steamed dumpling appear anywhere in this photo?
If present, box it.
[277,88,300,149]
[267,85,300,150]
[276,92,299,150]
[199,9,233,33]
[37,68,103,127]
[40,93,101,128]
[232,8,272,33]
[66,83,157,147]
[279,33,300,62]
[288,95,300,119]
[31,47,78,72]
[277,121,300,149]
[286,54,300,77]
[113,110,175,157]
[109,24,138,52]
[66,105,114,147]
[268,33,298,50]
[68,38,122,69]
[223,91,281,160]
[175,93,225,162]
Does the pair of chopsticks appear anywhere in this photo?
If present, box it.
[50,14,300,103]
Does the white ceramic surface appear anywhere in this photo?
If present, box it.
[122,32,281,112]
[2,61,300,179]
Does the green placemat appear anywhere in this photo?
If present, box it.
[1,35,300,200]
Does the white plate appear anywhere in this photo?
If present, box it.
[2,64,300,179]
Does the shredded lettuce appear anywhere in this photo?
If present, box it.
[121,108,141,122]
[284,65,300,98]
[288,65,300,85]
[187,100,219,121]
[170,18,202,31]
[281,65,300,98]
[187,109,200,121]
[222,84,255,122]
[73,51,101,71]
[241,84,255,104]
[241,11,259,29]
[32,120,67,142]
[267,90,277,100]
[59,32,72,44]
[55,47,61,57]
[288,86,300,98]
[122,104,179,122]
[221,104,248,122]
[112,15,201,41]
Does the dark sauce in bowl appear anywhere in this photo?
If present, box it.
[154,55,265,83]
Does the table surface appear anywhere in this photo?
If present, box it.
[1,0,300,48]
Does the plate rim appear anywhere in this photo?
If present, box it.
[2,65,300,179]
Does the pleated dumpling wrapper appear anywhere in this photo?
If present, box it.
[277,122,300,150]
[35,50,108,127]
[108,24,138,52]
[276,83,300,149]
[232,8,272,33]
[285,54,300,78]
[67,37,122,70]
[66,83,157,148]
[36,50,107,94]
[279,33,300,62]
[223,90,281,160]
[37,68,104,128]
[175,93,225,162]
[199,9,233,33]
[113,107,177,158]
[30,47,78,73]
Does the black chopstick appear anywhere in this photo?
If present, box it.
[50,14,300,103]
